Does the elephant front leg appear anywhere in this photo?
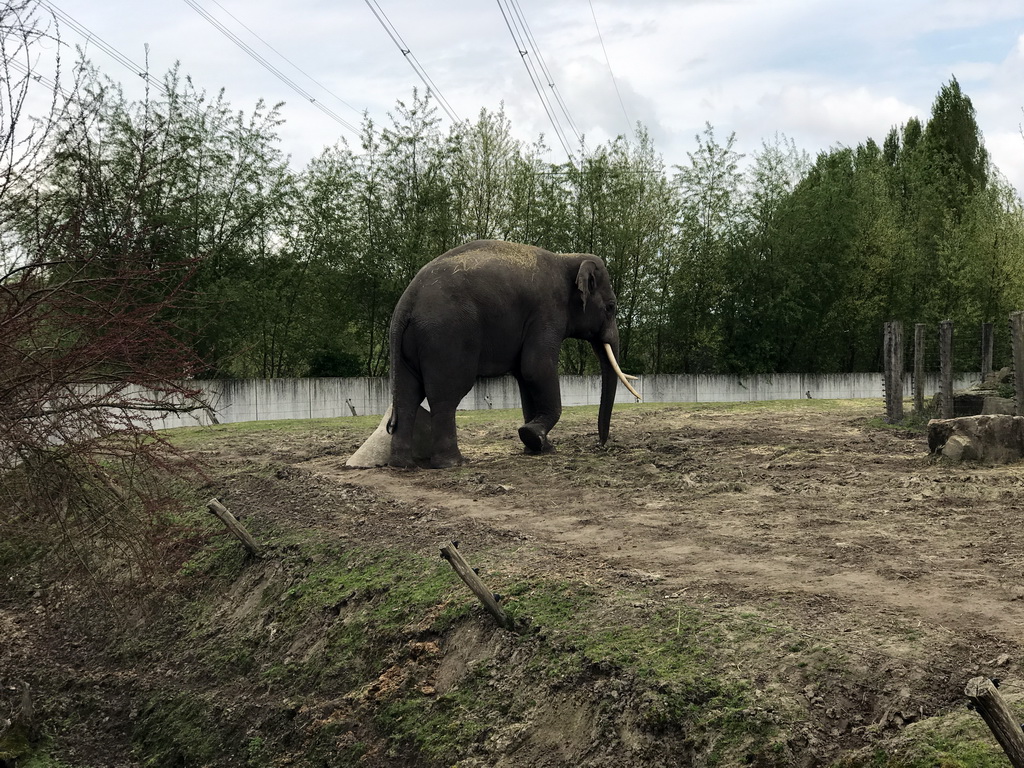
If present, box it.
[515,369,561,455]
[518,422,555,454]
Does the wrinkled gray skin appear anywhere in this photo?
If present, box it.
[388,240,623,469]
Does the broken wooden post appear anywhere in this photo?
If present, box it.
[940,320,954,419]
[440,541,514,631]
[206,498,263,558]
[1012,311,1024,416]
[964,676,1024,768]
[883,321,904,423]
[914,323,926,415]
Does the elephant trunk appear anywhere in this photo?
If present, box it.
[592,338,642,446]
[594,341,616,446]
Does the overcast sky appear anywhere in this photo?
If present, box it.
[36,0,1024,195]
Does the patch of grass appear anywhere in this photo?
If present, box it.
[376,689,490,763]
[178,536,251,583]
[501,575,794,763]
[132,692,230,768]
[865,410,934,433]
[835,704,1020,768]
[163,414,381,451]
[14,755,77,768]
[189,545,472,691]
[162,398,887,448]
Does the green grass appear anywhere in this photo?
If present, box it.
[161,398,888,448]
[499,575,798,764]
[835,708,1015,767]
[162,413,382,450]
[132,692,230,768]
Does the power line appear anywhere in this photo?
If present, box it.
[362,0,461,125]
[589,0,633,136]
[507,0,582,147]
[182,0,361,137]
[43,2,155,84]
[43,0,362,138]
[204,0,363,120]
[494,0,577,164]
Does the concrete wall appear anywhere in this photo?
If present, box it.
[151,371,980,429]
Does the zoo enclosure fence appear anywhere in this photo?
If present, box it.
[883,312,1024,422]
[144,372,975,430]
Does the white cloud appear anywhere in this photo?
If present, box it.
[754,85,920,148]
[24,0,1024,195]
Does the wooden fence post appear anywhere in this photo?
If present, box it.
[207,498,263,558]
[981,322,994,383]
[964,677,1024,768]
[939,320,954,419]
[1011,312,1024,416]
[914,323,926,415]
[440,541,515,631]
[883,321,904,423]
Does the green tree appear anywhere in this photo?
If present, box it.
[720,134,809,372]
[664,123,743,372]
[449,105,520,241]
[28,60,295,376]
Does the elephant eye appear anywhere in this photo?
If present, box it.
[607,302,617,317]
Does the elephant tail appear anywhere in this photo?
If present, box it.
[387,308,411,435]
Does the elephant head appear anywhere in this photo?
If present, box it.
[571,258,641,445]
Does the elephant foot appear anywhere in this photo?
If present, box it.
[518,424,554,455]
[388,451,419,469]
[430,452,468,469]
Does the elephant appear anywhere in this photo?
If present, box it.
[387,239,640,468]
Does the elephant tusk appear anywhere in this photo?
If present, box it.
[604,343,642,401]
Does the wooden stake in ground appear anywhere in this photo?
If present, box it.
[440,541,514,631]
[964,676,1024,768]
[206,497,263,558]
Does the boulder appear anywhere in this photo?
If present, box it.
[928,414,1024,463]
[982,396,1016,415]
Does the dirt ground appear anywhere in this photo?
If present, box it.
[322,400,1024,760]
[324,400,1024,641]
[6,398,1024,766]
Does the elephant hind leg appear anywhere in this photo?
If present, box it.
[390,364,426,468]
[426,400,468,468]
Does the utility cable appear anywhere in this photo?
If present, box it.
[362,0,461,124]
[204,0,363,119]
[494,0,576,164]
[589,0,633,136]
[43,0,361,138]
[507,0,582,149]
[183,0,361,136]
[44,2,154,83]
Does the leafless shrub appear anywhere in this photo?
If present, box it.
[0,1,209,609]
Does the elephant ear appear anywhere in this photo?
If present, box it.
[575,260,600,311]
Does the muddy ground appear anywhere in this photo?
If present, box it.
[332,400,1024,762]
[4,398,1024,766]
